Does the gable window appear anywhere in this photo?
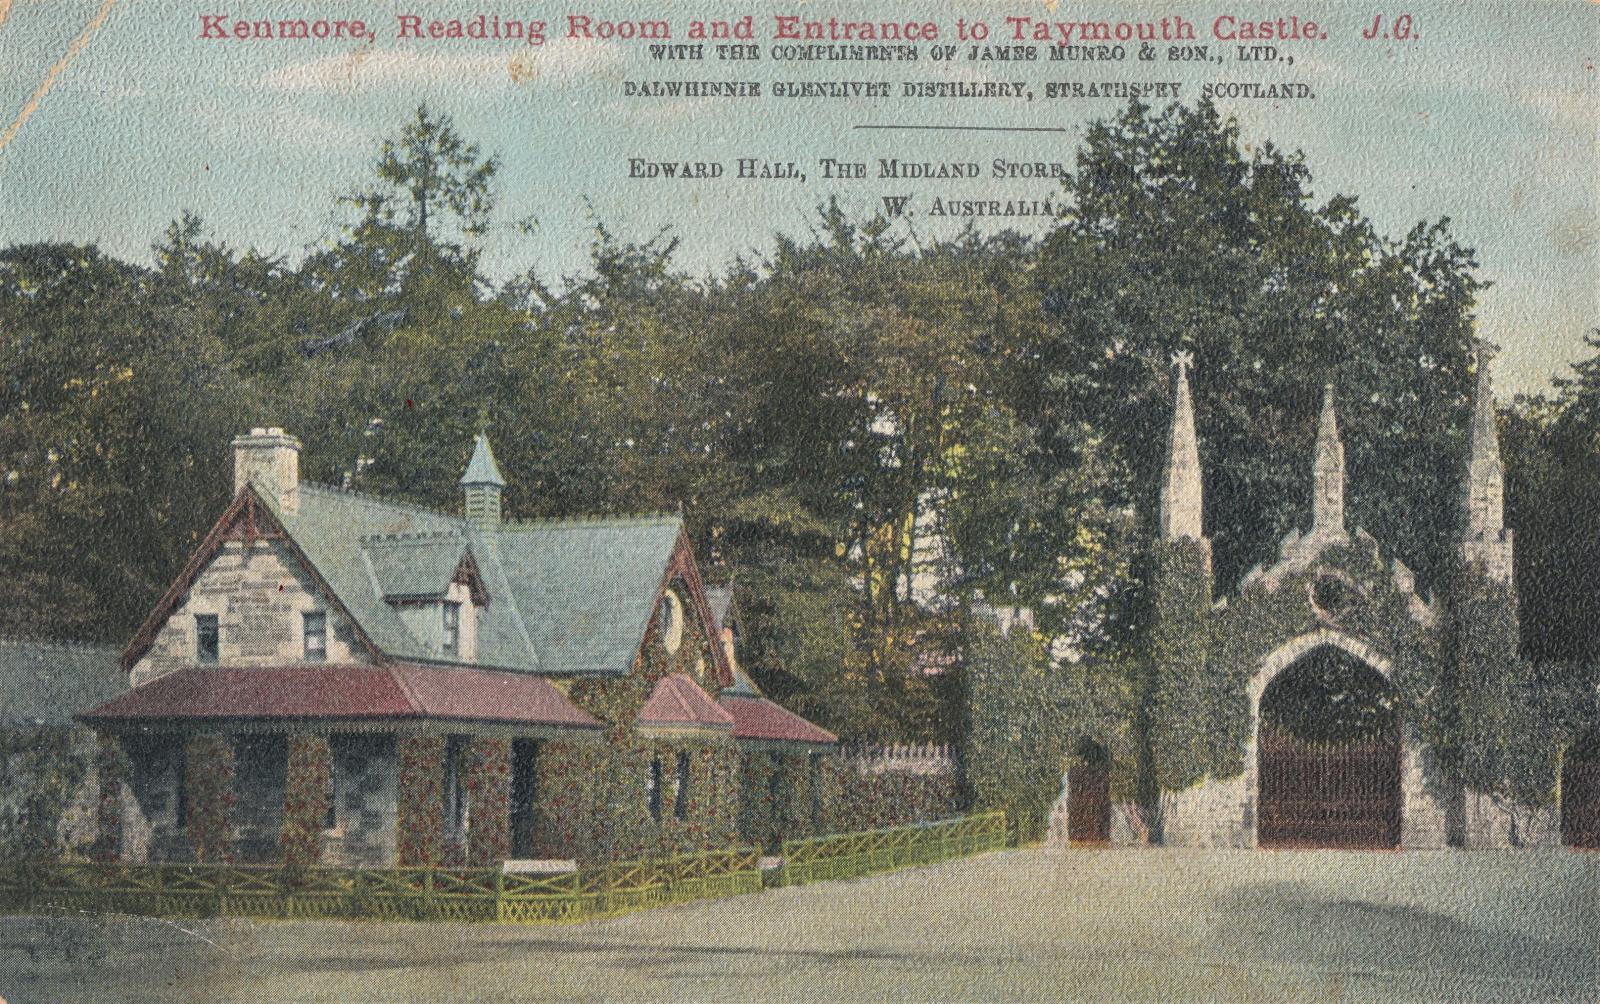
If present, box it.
[442,601,461,657]
[647,756,663,822]
[674,751,691,821]
[195,614,219,664]
[657,589,685,654]
[303,611,327,662]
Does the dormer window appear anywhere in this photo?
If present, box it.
[303,611,327,662]
[442,601,461,656]
[195,614,219,664]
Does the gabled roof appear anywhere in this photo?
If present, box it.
[361,531,480,602]
[636,673,734,730]
[79,663,601,730]
[0,638,123,727]
[270,486,691,675]
[124,479,705,680]
[719,694,837,746]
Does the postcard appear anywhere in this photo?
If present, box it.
[0,2,1596,1001]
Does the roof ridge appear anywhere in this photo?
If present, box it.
[359,529,466,545]
[497,512,680,530]
[0,636,120,653]
[300,482,468,525]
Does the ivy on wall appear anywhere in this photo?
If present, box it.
[1147,538,1216,793]
[0,727,95,861]
[183,733,236,863]
[960,617,1126,844]
[465,737,512,866]
[396,735,445,866]
[280,733,331,869]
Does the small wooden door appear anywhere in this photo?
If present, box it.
[1562,737,1600,850]
[1067,749,1111,844]
[510,739,540,858]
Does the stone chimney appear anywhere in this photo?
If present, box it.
[460,432,505,530]
[232,427,301,514]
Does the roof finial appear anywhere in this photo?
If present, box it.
[1462,338,1510,580]
[1171,349,1193,382]
[1312,384,1346,537]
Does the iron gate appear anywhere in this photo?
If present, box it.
[1257,730,1401,849]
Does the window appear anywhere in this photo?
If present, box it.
[442,602,461,656]
[195,614,219,663]
[657,590,684,653]
[303,611,327,662]
[444,736,467,832]
[674,751,691,821]
[647,756,663,822]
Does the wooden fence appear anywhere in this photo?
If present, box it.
[777,811,1008,887]
[0,812,1007,925]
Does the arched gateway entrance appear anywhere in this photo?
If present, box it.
[1256,645,1401,849]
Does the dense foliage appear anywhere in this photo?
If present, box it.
[3,99,1597,758]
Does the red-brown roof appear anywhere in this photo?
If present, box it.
[78,663,601,730]
[719,695,837,746]
[635,673,734,730]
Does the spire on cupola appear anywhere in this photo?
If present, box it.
[1311,384,1347,538]
[1461,340,1513,581]
[460,432,505,530]
[1159,350,1205,542]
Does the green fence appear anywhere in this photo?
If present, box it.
[775,811,1008,888]
[0,846,762,926]
[0,813,1007,925]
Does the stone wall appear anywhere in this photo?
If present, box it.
[132,540,367,685]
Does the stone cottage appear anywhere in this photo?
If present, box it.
[79,430,834,867]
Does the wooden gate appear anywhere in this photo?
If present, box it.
[1257,730,1400,849]
[1066,762,1110,844]
[1562,753,1600,849]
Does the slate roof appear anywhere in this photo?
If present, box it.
[636,673,735,730]
[0,638,123,727]
[362,532,469,600]
[253,483,684,676]
[80,663,602,730]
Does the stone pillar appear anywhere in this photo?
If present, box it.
[396,735,446,866]
[281,734,332,868]
[183,733,236,863]
[466,737,512,865]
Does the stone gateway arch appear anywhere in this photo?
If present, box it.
[1068,347,1568,850]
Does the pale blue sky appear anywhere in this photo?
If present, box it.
[1,0,1594,394]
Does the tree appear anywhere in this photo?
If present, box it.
[1029,100,1485,648]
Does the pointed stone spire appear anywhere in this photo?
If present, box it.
[460,432,505,529]
[1311,385,1346,538]
[1461,341,1513,581]
[1159,350,1204,542]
